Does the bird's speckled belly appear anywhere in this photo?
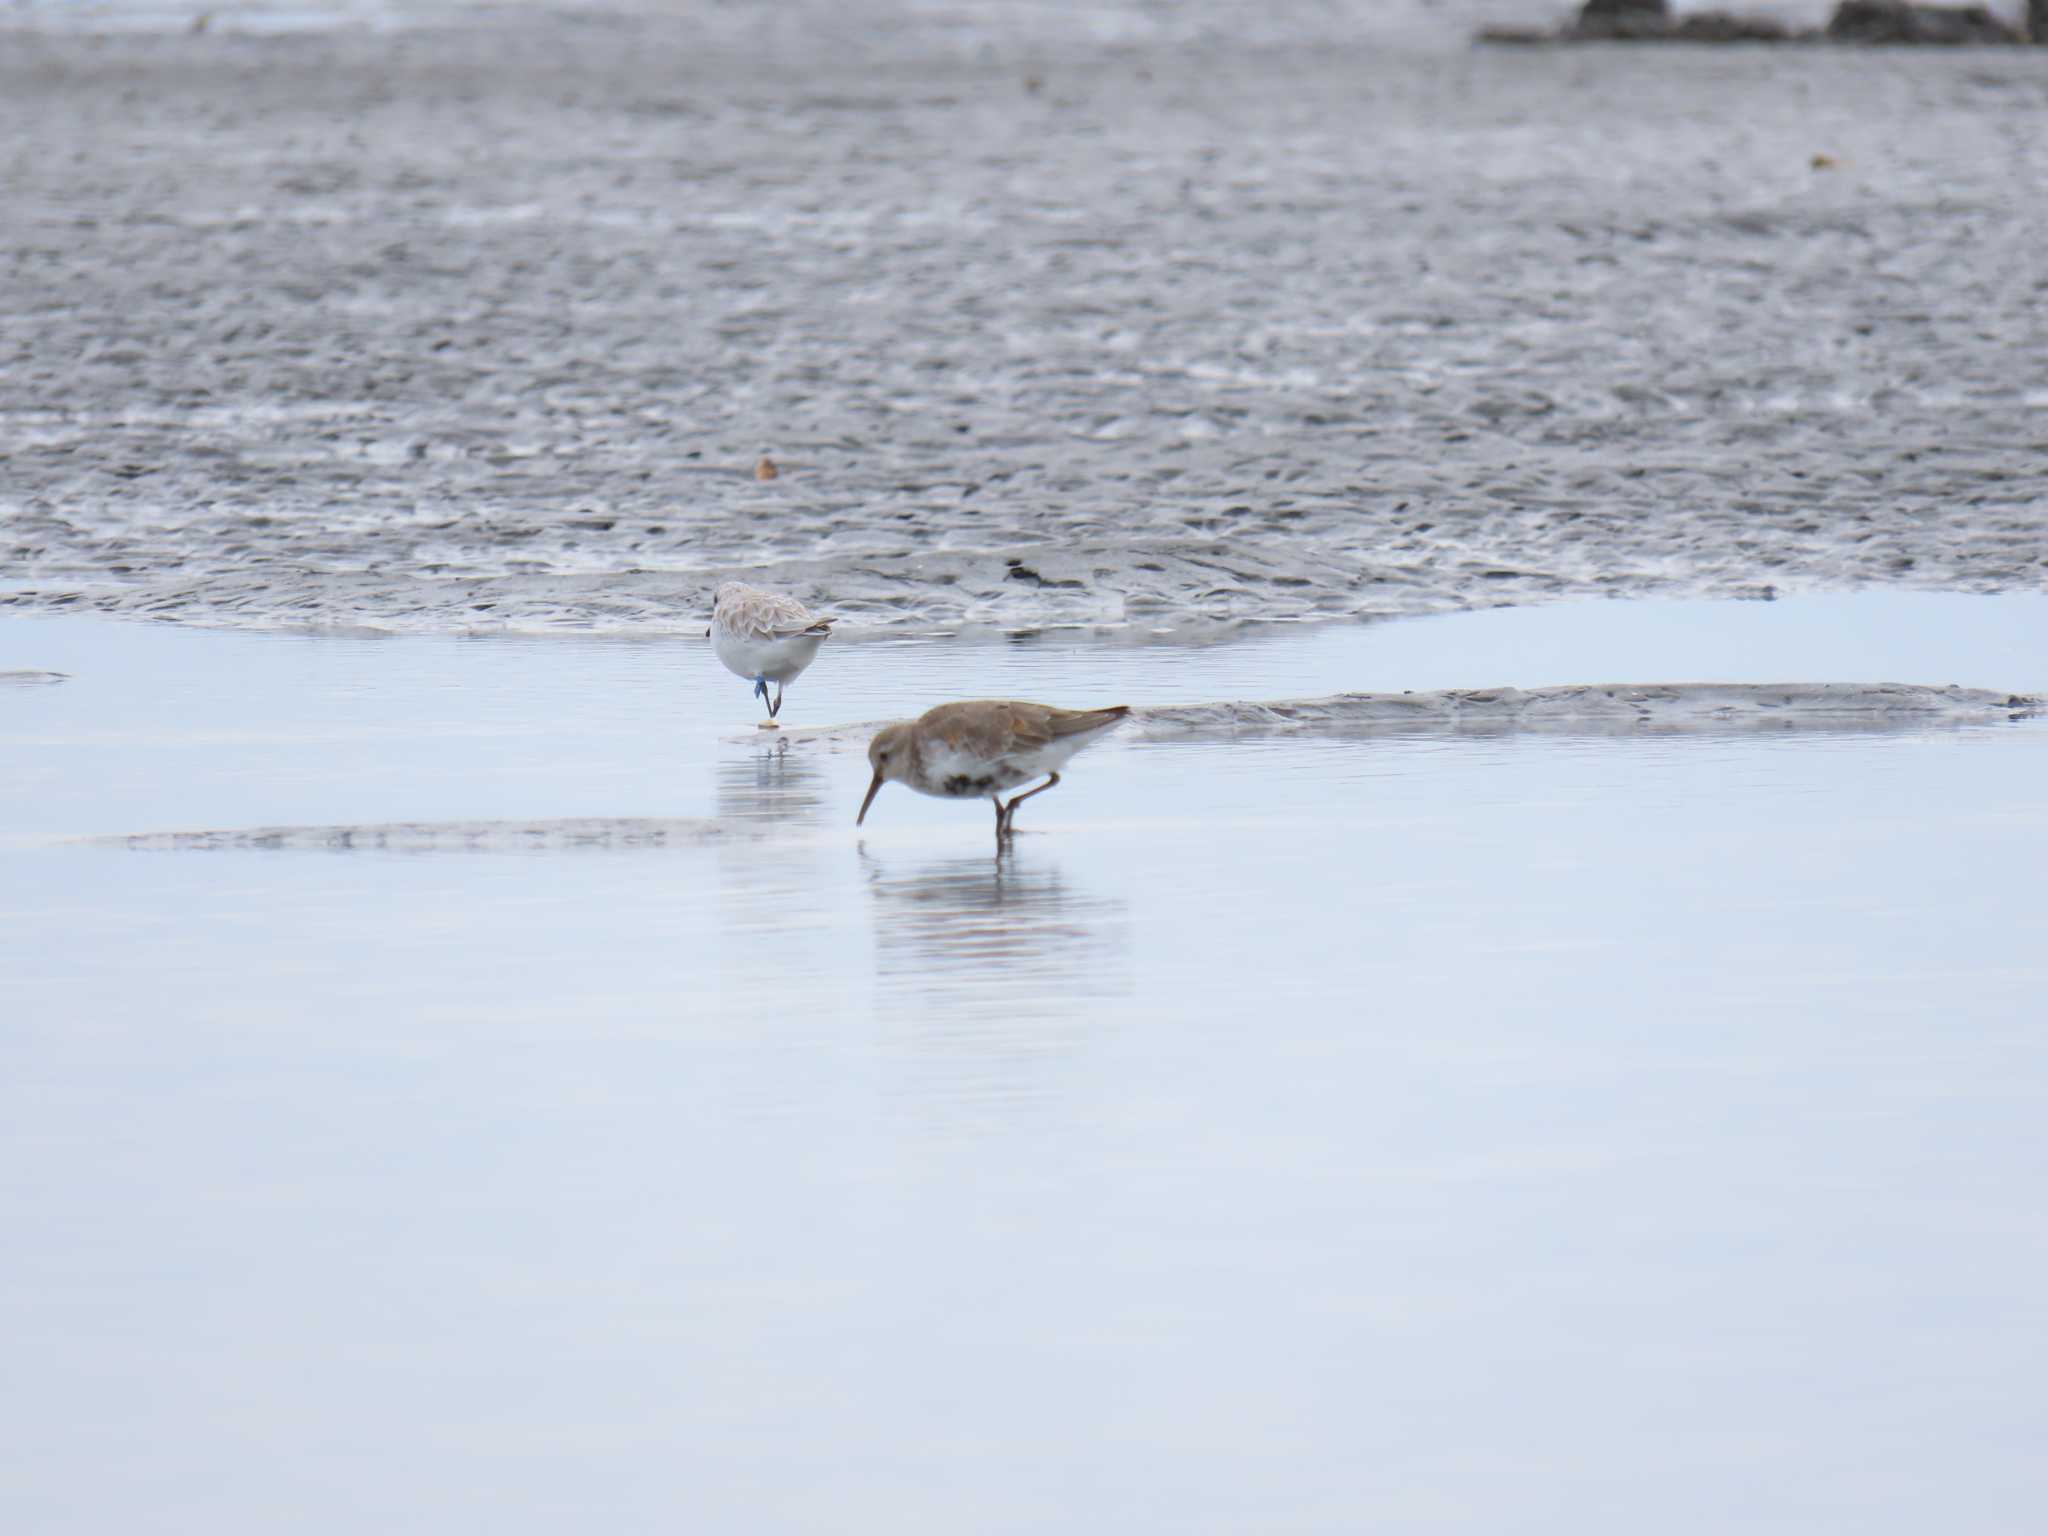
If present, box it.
[918,745,1040,799]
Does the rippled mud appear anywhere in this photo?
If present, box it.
[84,681,2042,852]
[1132,679,2044,734]
[761,680,2044,754]
[3,3,2045,635]
[112,816,741,852]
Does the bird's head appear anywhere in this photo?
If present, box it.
[857,722,914,825]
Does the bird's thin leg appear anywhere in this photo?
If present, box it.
[769,682,785,719]
[1000,773,1060,831]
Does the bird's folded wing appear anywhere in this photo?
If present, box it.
[996,705,1062,751]
[924,701,1047,755]
[730,594,831,639]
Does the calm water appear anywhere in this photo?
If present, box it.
[4,596,2047,1533]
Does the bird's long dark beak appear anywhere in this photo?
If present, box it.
[856,770,884,826]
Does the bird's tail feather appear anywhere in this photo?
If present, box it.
[1050,704,1131,737]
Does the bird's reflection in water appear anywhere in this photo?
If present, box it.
[861,845,1132,1123]
[713,741,839,976]
[714,736,831,826]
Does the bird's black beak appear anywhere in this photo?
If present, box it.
[856,770,884,826]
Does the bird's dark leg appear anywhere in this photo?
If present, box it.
[993,795,1009,846]
[769,682,785,719]
[1000,773,1060,832]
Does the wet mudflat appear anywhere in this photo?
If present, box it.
[5,1,2048,635]
[3,596,2046,1532]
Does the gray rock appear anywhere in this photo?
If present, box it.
[1571,0,1675,39]
[1673,12,1796,40]
[1486,0,2010,44]
[1565,6,1800,42]
[1826,0,2023,43]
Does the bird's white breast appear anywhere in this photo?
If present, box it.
[713,625,825,684]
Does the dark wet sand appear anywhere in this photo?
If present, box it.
[4,2,2046,635]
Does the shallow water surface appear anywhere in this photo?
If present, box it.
[3,598,2047,1533]
[4,589,2046,843]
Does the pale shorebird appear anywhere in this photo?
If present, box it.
[709,581,833,727]
[857,700,1131,845]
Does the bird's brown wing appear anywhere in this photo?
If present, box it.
[998,704,1058,750]
[918,700,1046,756]
[920,701,1128,756]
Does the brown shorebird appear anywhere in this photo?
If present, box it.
[709,581,833,727]
[856,700,1131,845]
